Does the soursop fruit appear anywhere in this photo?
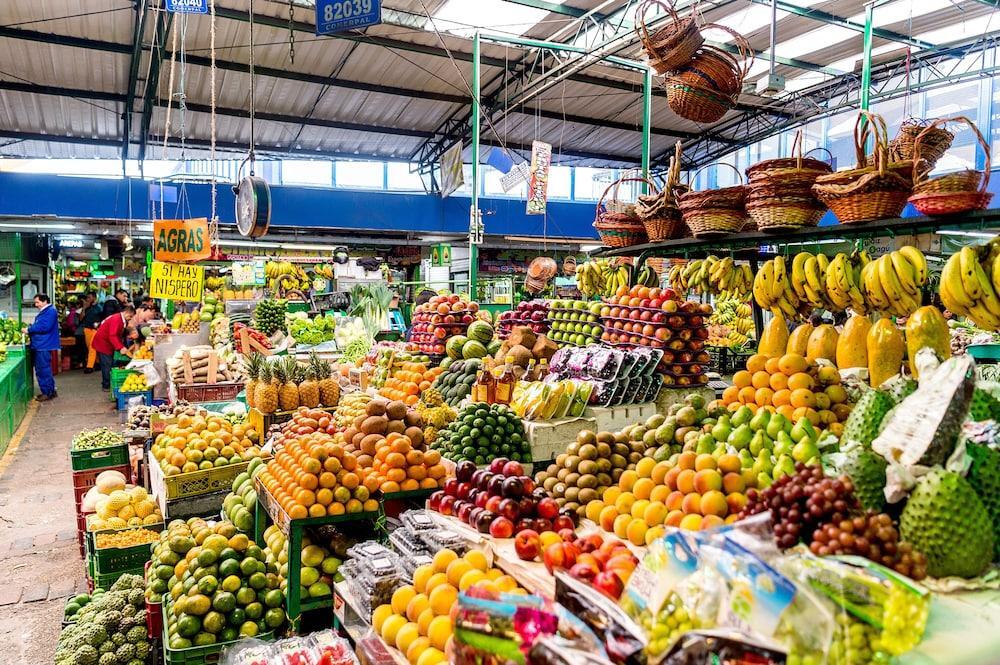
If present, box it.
[965,442,1000,560]
[968,388,1000,422]
[882,376,917,405]
[900,469,994,578]
[840,389,894,448]
[841,449,887,511]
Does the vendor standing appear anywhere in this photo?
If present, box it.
[26,293,60,401]
[80,293,103,373]
[92,304,134,390]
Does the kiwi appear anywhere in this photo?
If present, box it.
[578,444,597,461]
[543,477,558,492]
[535,471,550,485]
[404,411,423,428]
[566,442,580,456]
[628,451,642,464]
[612,468,624,481]
[577,473,597,489]
[596,442,612,458]
[556,468,570,481]
[596,472,612,486]
[610,454,627,469]
[386,420,406,435]
[563,455,579,470]
[578,487,597,503]
[564,501,580,514]
[555,497,566,507]
[629,441,646,454]
[565,472,581,487]
[613,432,629,445]
[564,487,580,502]
[596,431,615,445]
[553,482,567,496]
[596,458,612,473]
[577,460,598,476]
[547,463,558,474]
[613,443,630,457]
[578,430,597,446]
[366,400,387,416]
[385,400,407,420]
[556,453,568,467]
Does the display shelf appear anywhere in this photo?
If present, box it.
[591,208,1000,259]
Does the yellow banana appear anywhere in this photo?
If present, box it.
[791,252,811,300]
[938,279,967,315]
[877,254,907,309]
[771,256,787,301]
[941,253,975,309]
[861,260,889,310]
[754,261,774,309]
[959,246,983,300]
[973,261,1000,318]
[969,302,1000,330]
[889,251,920,297]
[898,246,927,286]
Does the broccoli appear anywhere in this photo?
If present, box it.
[125,626,147,645]
[74,644,99,665]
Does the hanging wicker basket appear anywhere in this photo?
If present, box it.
[666,24,752,123]
[745,133,831,232]
[909,116,993,216]
[635,0,704,75]
[889,117,954,168]
[635,143,689,242]
[678,163,748,237]
[594,176,649,248]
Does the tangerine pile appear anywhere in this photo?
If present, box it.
[152,413,263,476]
[380,363,444,406]
[257,431,379,520]
[721,352,849,433]
[369,432,447,494]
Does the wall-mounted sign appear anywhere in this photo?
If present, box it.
[316,0,381,35]
[154,218,211,263]
[149,261,204,302]
[431,243,452,267]
[164,0,208,14]
[232,260,266,286]
[526,140,552,215]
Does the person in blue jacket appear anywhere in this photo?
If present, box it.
[27,293,60,401]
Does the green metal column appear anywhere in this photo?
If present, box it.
[15,234,22,326]
[469,32,481,301]
[860,3,874,111]
[641,64,652,193]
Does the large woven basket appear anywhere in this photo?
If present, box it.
[889,117,954,168]
[594,176,650,248]
[746,133,831,231]
[678,163,747,237]
[812,111,912,224]
[666,24,752,123]
[635,142,689,241]
[636,0,704,75]
[910,116,993,216]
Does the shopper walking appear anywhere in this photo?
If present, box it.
[80,293,103,373]
[92,304,134,390]
[26,293,60,401]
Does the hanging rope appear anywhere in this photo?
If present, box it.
[247,0,257,176]
[159,21,179,221]
[209,0,218,242]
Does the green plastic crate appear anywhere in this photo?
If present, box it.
[70,443,128,472]
[92,566,144,593]
[111,368,143,400]
[162,597,273,665]
[93,541,155,577]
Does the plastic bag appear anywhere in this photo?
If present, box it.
[220,639,274,665]
[554,571,646,665]
[658,629,788,665]
[451,591,555,665]
[309,630,359,665]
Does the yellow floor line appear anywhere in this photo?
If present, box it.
[0,400,39,477]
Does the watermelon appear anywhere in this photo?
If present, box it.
[467,320,494,344]
[440,357,454,370]
[446,335,469,360]
[462,340,488,359]
[487,340,502,356]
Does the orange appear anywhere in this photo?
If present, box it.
[737,386,757,404]
[722,385,740,403]
[433,549,458,573]
[428,584,458,616]
[789,389,815,409]
[308,504,326,517]
[391,585,417,615]
[754,387,774,406]
[776,404,795,421]
[787,372,814,391]
[751,371,771,390]
[764,357,781,374]
[732,370,752,389]
[771,389,791,407]
[745,354,767,373]
[768,372,788,391]
[793,406,821,426]
[778,353,808,376]
[825,384,847,404]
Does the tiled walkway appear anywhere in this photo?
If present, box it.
[0,370,118,664]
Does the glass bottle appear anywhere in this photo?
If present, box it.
[524,358,537,383]
[473,362,496,403]
[536,358,549,381]
[495,355,517,405]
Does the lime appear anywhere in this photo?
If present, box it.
[156,564,174,581]
[235,586,256,606]
[244,602,264,620]
[245,545,264,561]
[193,632,217,646]
[218,547,239,562]
[149,578,168,595]
[219,627,238,643]
[211,591,236,614]
[219,559,241,578]
[185,594,211,616]
[193,564,219,581]
[227,607,246,627]
[248,572,267,590]
[262,589,283,608]
[177,614,202,637]
[239,621,259,638]
[264,608,285,629]
[197,576,219,596]
[239,558,258,577]
[202,611,226,634]
[197,548,219,567]
[221,575,242,593]
[168,637,192,650]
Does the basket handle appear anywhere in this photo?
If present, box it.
[665,141,684,188]
[595,176,661,217]
[690,161,744,191]
[700,23,755,79]
[853,110,889,168]
[804,146,833,165]
[635,0,687,50]
[912,116,991,193]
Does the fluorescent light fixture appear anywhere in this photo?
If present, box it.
[279,243,339,252]
[0,222,76,230]
[580,244,603,252]
[936,230,998,239]
[218,239,282,248]
[503,235,594,243]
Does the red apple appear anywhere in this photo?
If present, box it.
[439,495,456,516]
[536,497,559,520]
[498,498,520,522]
[443,478,459,497]
[569,562,599,582]
[485,495,503,513]
[428,491,445,510]
[517,497,536,518]
[593,570,625,599]
[558,527,576,542]
[513,529,541,561]
[553,514,576,532]
[489,516,514,539]
[502,460,524,477]
[576,533,604,553]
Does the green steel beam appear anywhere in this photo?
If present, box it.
[137,9,173,164]
[470,33,481,301]
[861,3,873,111]
[0,26,131,54]
[641,64,652,190]
[500,0,597,18]
[747,0,934,50]
[122,0,150,167]
[710,40,842,76]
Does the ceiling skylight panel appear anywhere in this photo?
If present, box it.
[433,0,565,37]
[774,24,855,60]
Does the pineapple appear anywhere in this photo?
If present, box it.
[244,353,262,409]
[277,356,300,411]
[313,353,341,407]
[299,358,320,408]
[255,362,278,414]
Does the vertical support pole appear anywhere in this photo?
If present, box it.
[641,64,652,193]
[15,234,22,327]
[860,2,874,111]
[469,32,481,301]
[287,524,302,632]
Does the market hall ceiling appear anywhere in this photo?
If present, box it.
[0,0,998,172]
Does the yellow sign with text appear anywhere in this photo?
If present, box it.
[149,261,204,302]
[154,218,211,262]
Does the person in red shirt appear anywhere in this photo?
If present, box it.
[92,305,135,390]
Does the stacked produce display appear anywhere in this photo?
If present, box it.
[408,294,480,357]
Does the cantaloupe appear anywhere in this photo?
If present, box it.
[95,469,127,494]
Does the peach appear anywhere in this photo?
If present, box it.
[665,510,684,527]
[643,501,668,527]
[717,454,741,474]
[677,452,697,470]
[724,514,739,525]
[679,514,703,530]
[693,469,722,494]
[675,469,697,494]
[681,492,702,515]
[701,514,725,529]
[722,472,746,494]
[666,490,684,512]
[700,490,728,517]
[726,492,748,515]
[694,454,717,471]
[598,506,619,533]
[613,514,632,539]
[664,467,682,491]
[649,485,671,504]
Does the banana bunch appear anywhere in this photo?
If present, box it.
[823,252,869,314]
[753,255,809,318]
[939,243,1000,330]
[668,256,753,298]
[205,276,226,290]
[861,247,927,317]
[264,260,295,279]
[312,263,335,279]
[634,263,660,288]
[576,259,629,298]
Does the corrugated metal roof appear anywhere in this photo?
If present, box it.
[0,0,997,168]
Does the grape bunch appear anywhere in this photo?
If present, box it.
[810,513,928,581]
[740,464,859,549]
[827,614,884,665]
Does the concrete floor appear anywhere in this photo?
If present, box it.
[0,370,118,665]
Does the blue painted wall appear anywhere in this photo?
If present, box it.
[0,173,600,239]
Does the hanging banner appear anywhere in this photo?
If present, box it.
[316,0,381,35]
[486,147,514,174]
[526,140,552,215]
[153,218,211,263]
[501,162,530,193]
[440,142,465,198]
[164,0,209,14]
[149,262,205,302]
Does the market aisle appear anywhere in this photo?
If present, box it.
[0,371,118,665]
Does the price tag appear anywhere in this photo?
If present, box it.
[315,0,381,34]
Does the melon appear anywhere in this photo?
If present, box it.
[467,320,494,344]
[486,340,502,356]
[462,340,488,360]
[95,469,127,494]
[445,335,468,360]
[440,357,454,370]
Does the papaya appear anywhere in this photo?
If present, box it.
[759,313,789,358]
[905,305,950,378]
[806,324,839,363]
[786,323,814,356]
[836,314,871,369]
[868,318,905,388]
